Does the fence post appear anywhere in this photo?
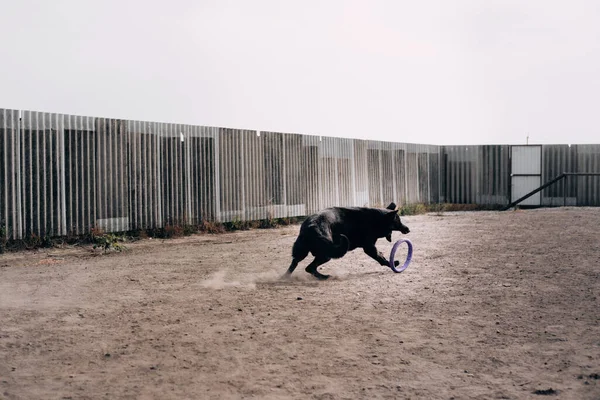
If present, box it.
[563,174,566,207]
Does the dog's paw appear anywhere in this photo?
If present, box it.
[394,260,400,267]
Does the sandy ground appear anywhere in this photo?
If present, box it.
[1,208,599,400]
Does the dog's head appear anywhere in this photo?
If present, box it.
[384,202,410,241]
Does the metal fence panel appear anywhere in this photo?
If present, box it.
[283,133,308,217]
[261,131,285,219]
[94,117,129,232]
[352,139,369,207]
[0,109,23,239]
[392,145,407,206]
[429,148,440,204]
[380,142,396,206]
[335,138,355,208]
[542,145,577,206]
[405,144,420,204]
[21,110,66,237]
[576,145,600,206]
[442,145,510,206]
[242,130,264,221]
[366,141,382,207]
[477,145,510,205]
[319,136,339,209]
[302,134,321,215]
[64,114,96,235]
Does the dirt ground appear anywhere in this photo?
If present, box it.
[1,208,599,400]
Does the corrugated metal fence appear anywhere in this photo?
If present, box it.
[1,108,600,239]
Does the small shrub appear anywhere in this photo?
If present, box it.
[247,220,261,229]
[90,226,126,253]
[92,233,127,253]
[227,217,250,231]
[225,217,265,231]
[130,229,149,240]
[41,236,53,248]
[164,224,184,238]
[278,217,292,226]
[182,224,197,236]
[24,233,43,249]
[198,220,225,234]
[258,217,278,229]
[260,211,278,229]
[62,229,82,246]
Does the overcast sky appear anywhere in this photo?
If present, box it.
[1,1,598,145]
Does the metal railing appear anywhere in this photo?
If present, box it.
[503,173,600,210]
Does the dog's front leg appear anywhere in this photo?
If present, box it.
[363,245,399,267]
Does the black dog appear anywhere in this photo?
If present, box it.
[284,202,410,280]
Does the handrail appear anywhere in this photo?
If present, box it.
[503,172,600,210]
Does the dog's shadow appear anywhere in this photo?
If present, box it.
[257,278,320,287]
[258,270,389,287]
[329,270,389,281]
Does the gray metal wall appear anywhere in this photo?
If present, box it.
[575,145,600,206]
[1,107,600,240]
[440,145,511,205]
[542,144,600,206]
[1,109,23,240]
[0,109,440,239]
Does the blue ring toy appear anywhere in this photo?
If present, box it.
[388,239,413,273]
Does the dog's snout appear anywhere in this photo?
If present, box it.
[402,226,410,234]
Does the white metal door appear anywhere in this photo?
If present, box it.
[511,145,542,205]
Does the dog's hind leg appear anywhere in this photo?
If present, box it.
[363,245,400,268]
[283,239,310,277]
[285,258,302,277]
[305,256,332,280]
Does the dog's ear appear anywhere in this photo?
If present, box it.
[386,202,397,210]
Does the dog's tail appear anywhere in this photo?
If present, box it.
[314,234,349,259]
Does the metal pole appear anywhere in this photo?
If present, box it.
[563,174,566,207]
[502,173,565,211]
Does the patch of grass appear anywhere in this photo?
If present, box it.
[0,221,7,254]
[220,215,305,232]
[258,212,278,229]
[276,216,301,226]
[20,233,54,249]
[255,215,304,230]
[442,203,505,212]
[398,203,428,216]
[224,217,251,231]
[441,204,484,212]
[198,220,226,234]
[182,224,197,236]
[164,224,185,238]
[398,203,504,216]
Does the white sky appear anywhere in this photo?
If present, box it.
[1,0,599,145]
